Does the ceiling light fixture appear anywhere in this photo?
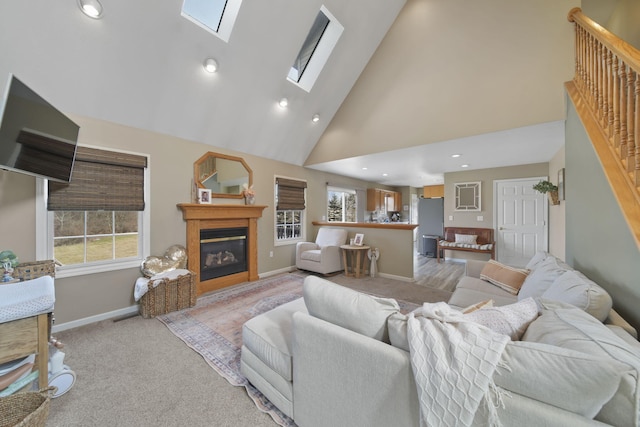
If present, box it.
[461,164,469,168]
[451,154,461,158]
[312,114,320,123]
[203,58,218,73]
[278,98,289,108]
[77,0,104,19]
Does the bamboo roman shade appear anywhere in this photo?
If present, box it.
[276,177,307,210]
[48,146,147,211]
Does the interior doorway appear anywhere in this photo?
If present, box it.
[494,177,548,267]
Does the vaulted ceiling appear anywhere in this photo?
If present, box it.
[0,0,580,187]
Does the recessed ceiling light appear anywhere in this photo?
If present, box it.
[203,58,218,73]
[78,0,104,19]
[312,114,320,123]
[382,173,388,177]
[451,154,461,158]
[278,98,289,108]
[362,167,368,170]
[461,164,469,168]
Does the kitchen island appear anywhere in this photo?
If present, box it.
[312,221,418,281]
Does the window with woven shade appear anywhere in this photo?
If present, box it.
[42,146,150,273]
[47,146,146,211]
[275,177,307,244]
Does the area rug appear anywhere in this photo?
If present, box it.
[157,272,419,427]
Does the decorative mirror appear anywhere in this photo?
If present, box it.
[455,182,481,211]
[194,152,252,199]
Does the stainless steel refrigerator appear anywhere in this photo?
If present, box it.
[418,198,444,256]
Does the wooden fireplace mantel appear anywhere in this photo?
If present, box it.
[177,203,267,295]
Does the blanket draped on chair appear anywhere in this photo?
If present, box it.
[407,302,509,427]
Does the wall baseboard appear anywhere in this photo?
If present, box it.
[259,266,297,279]
[377,272,414,282]
[52,305,139,333]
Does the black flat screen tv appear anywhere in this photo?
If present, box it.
[0,74,79,182]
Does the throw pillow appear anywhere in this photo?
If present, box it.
[455,234,477,244]
[542,270,612,322]
[461,299,494,314]
[518,256,568,300]
[479,260,529,295]
[464,297,539,340]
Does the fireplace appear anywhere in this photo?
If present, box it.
[200,227,247,281]
[178,203,266,295]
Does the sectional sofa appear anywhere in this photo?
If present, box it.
[240,252,640,426]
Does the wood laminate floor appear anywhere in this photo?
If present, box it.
[413,253,465,292]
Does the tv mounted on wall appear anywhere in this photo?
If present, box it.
[0,74,79,183]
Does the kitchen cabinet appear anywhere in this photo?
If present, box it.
[423,185,444,198]
[367,188,401,212]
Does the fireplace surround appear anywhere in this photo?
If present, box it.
[177,203,266,295]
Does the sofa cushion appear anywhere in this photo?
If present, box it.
[447,276,517,308]
[480,260,529,295]
[315,227,347,247]
[300,249,322,262]
[463,297,539,340]
[497,341,626,418]
[541,270,612,322]
[241,297,308,382]
[303,276,399,343]
[518,255,569,300]
[523,300,640,427]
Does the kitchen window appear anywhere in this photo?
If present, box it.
[327,187,356,222]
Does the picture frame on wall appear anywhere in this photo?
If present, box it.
[198,188,212,204]
[558,168,565,201]
[353,233,364,246]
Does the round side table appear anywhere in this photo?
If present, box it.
[340,245,370,278]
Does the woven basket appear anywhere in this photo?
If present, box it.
[139,271,196,318]
[0,387,56,427]
[12,261,56,281]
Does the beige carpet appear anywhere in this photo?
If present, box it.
[46,272,452,426]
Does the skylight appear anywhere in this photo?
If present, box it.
[181,0,242,43]
[288,6,343,92]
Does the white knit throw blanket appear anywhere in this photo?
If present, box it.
[407,302,510,427]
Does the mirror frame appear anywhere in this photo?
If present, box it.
[194,151,252,199]
[454,181,481,211]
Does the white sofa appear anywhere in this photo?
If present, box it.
[295,227,347,275]
[240,252,640,426]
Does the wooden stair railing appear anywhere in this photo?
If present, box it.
[567,7,640,249]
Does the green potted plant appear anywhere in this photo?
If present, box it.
[532,180,559,205]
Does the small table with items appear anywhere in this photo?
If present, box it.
[340,245,370,278]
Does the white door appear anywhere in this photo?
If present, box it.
[494,178,548,267]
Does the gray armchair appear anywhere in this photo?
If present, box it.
[296,228,348,275]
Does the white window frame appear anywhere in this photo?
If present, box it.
[327,186,357,223]
[180,0,243,43]
[287,5,344,93]
[274,176,306,246]
[36,149,150,279]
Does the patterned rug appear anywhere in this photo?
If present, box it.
[157,272,419,427]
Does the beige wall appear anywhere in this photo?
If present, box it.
[0,116,385,325]
[442,163,549,262]
[305,0,578,166]
[548,147,566,259]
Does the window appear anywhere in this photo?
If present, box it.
[37,146,150,278]
[181,0,243,43]
[275,177,307,245]
[327,187,356,222]
[287,6,344,92]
